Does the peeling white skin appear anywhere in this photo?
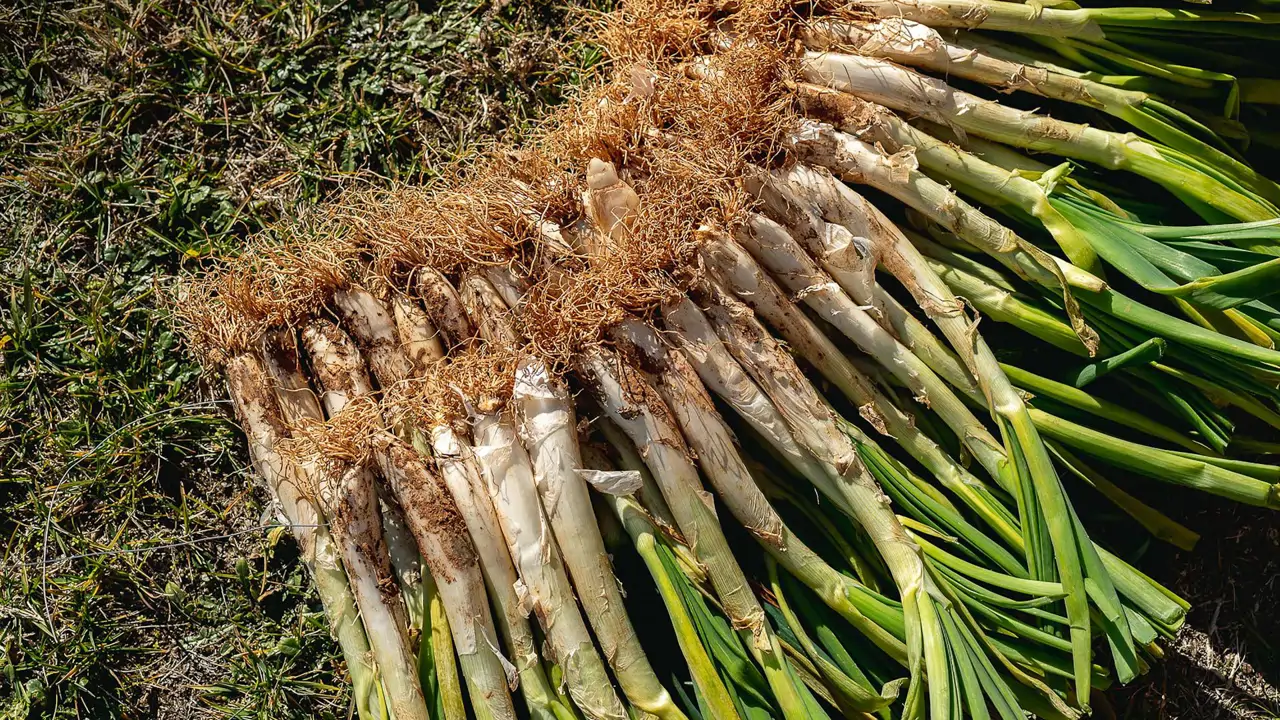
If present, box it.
[660,297,851,513]
[799,51,1159,176]
[744,170,980,398]
[583,347,815,719]
[430,422,563,720]
[734,212,1008,477]
[472,410,628,720]
[578,469,643,496]
[297,323,430,720]
[805,0,1105,42]
[479,618,521,691]
[803,18,1116,110]
[227,354,380,719]
[512,358,682,719]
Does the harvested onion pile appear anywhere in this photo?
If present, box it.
[176,1,1280,718]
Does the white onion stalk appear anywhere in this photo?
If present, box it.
[660,297,849,510]
[803,19,1110,101]
[617,316,909,664]
[391,293,446,368]
[466,270,683,718]
[786,121,1102,353]
[811,18,1280,206]
[512,359,685,719]
[731,215,1018,504]
[837,0,1106,40]
[799,51,1277,224]
[299,320,430,720]
[335,464,429,720]
[751,169,1090,360]
[581,347,813,720]
[778,165,1130,706]
[333,286,415,388]
[225,352,382,720]
[326,291,464,717]
[430,424,574,720]
[470,404,628,720]
[744,168,979,400]
[802,17,1273,203]
[459,275,523,349]
[796,85,1103,274]
[392,284,572,720]
[380,438,519,720]
[812,0,1280,48]
[416,266,476,350]
[696,231,1014,514]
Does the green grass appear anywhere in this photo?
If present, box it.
[0,1,600,717]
